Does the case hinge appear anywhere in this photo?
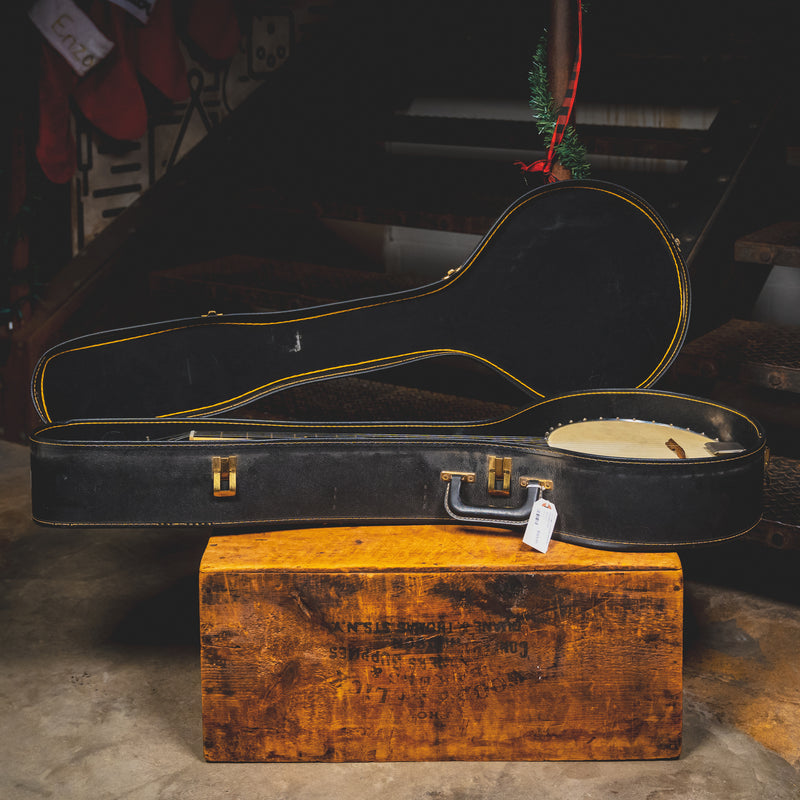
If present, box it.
[212,456,237,498]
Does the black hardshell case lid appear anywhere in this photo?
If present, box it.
[32,180,689,424]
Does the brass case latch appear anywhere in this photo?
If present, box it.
[488,456,512,497]
[212,456,237,498]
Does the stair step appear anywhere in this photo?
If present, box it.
[673,319,800,393]
[292,154,522,235]
[749,454,800,549]
[387,114,705,162]
[735,221,800,267]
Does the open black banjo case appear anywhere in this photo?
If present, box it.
[29,181,767,550]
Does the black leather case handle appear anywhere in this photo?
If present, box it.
[444,475,541,527]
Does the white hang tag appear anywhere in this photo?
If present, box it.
[107,0,158,25]
[522,498,558,553]
[28,0,115,76]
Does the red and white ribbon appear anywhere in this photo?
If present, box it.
[516,0,584,183]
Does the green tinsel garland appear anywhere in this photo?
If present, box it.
[527,34,590,179]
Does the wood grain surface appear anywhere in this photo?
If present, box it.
[200,526,682,762]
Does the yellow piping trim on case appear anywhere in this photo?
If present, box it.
[31,431,765,466]
[32,389,766,463]
[556,516,763,549]
[531,388,765,429]
[35,186,687,422]
[154,349,547,418]
[33,389,764,434]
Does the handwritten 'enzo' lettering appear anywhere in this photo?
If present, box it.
[51,14,96,69]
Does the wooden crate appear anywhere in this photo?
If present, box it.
[200,526,683,762]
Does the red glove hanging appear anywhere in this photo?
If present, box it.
[187,0,241,61]
[74,1,148,141]
[35,41,78,183]
[131,0,189,101]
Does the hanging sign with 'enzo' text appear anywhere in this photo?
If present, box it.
[28,0,115,76]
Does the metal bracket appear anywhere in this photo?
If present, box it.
[440,470,476,483]
[212,456,237,498]
[488,456,512,496]
[519,477,553,491]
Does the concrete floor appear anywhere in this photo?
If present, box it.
[2,439,799,799]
